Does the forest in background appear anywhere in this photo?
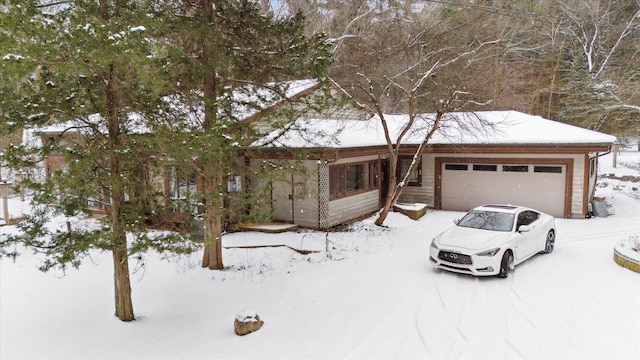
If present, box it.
[1,0,639,148]
[280,0,639,139]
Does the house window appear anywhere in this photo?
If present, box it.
[503,165,529,172]
[398,156,421,186]
[534,166,562,174]
[445,164,468,171]
[330,161,378,199]
[167,166,197,199]
[473,164,497,171]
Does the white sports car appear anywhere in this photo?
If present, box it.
[429,204,555,278]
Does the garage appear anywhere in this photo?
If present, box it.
[440,161,568,217]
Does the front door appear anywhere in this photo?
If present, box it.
[272,177,294,223]
[379,159,390,207]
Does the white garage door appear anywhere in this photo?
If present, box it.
[441,163,566,217]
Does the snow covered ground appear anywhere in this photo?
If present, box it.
[1,150,639,360]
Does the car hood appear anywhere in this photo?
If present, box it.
[435,226,511,251]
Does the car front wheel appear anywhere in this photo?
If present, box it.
[498,250,514,278]
[543,230,555,254]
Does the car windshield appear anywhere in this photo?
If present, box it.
[457,210,515,232]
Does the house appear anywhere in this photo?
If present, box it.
[29,80,616,229]
[247,110,615,228]
[31,79,369,227]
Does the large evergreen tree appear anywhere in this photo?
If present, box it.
[0,0,195,321]
[161,0,331,270]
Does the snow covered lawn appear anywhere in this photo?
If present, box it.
[1,151,639,359]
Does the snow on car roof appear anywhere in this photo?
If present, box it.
[475,204,522,213]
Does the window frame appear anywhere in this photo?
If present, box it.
[473,164,498,172]
[398,155,422,187]
[166,165,197,200]
[502,165,529,173]
[445,164,468,171]
[534,165,563,174]
[329,160,379,200]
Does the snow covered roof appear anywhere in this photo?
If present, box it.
[251,110,616,148]
[34,112,149,136]
[162,79,321,128]
[28,79,321,140]
[230,79,319,121]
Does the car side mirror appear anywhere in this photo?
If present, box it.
[518,225,531,233]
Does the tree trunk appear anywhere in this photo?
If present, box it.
[375,178,397,226]
[375,181,403,226]
[111,162,134,321]
[201,176,224,270]
[109,140,134,321]
[374,111,444,227]
[103,56,134,321]
[199,0,224,270]
[109,128,135,321]
[112,243,134,321]
[375,152,399,226]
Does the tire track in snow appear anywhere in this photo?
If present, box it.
[503,271,543,359]
[507,271,543,330]
[346,215,638,359]
[419,273,495,359]
[557,229,637,249]
[343,240,435,359]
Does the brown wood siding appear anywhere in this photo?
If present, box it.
[248,144,611,224]
[328,190,379,228]
[584,153,599,215]
[570,154,585,216]
[398,156,432,204]
[250,144,611,161]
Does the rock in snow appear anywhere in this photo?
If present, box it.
[234,308,264,336]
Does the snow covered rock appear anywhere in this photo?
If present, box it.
[234,308,264,336]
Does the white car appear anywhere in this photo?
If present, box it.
[429,204,555,278]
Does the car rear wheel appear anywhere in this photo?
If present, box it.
[498,250,514,278]
[543,230,555,254]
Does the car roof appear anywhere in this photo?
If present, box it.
[472,204,531,214]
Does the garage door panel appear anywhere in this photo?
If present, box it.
[443,197,470,212]
[442,163,565,217]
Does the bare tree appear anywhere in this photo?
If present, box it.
[328,4,502,225]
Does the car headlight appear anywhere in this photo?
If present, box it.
[476,248,500,257]
[430,239,438,249]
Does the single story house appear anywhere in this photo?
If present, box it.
[247,110,616,228]
[28,79,616,229]
[30,79,369,224]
